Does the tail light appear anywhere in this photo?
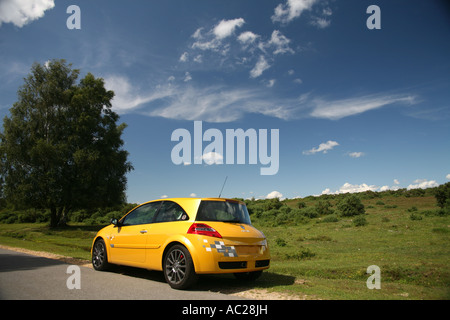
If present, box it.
[187,223,222,238]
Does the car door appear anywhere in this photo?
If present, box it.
[109,201,161,264]
[146,201,190,263]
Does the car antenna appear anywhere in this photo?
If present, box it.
[218,176,228,198]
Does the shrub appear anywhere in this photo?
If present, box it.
[322,214,339,223]
[337,195,365,217]
[409,213,423,221]
[263,198,283,211]
[315,200,334,216]
[297,201,307,209]
[353,215,368,226]
[275,238,287,247]
[299,206,318,219]
[284,248,316,260]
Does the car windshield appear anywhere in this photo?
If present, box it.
[196,200,252,225]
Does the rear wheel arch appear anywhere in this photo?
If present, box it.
[162,241,190,269]
[162,242,198,289]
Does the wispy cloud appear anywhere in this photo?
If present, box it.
[104,75,175,113]
[105,74,420,124]
[0,0,55,28]
[310,94,417,120]
[250,55,271,78]
[348,152,365,158]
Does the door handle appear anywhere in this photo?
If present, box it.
[140,230,148,234]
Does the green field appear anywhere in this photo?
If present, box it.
[0,193,449,300]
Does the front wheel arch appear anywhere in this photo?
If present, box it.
[92,237,111,271]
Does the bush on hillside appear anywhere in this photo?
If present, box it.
[337,194,365,217]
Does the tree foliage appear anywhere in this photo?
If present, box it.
[435,182,450,211]
[0,60,133,227]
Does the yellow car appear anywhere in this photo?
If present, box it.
[91,198,270,289]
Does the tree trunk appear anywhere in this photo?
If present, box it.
[50,205,58,228]
[50,205,66,228]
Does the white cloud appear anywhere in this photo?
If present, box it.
[310,16,331,29]
[394,179,400,185]
[191,18,244,53]
[213,18,245,39]
[179,52,188,62]
[321,181,410,195]
[189,193,197,197]
[303,140,339,155]
[272,0,318,24]
[160,195,168,199]
[322,182,378,195]
[267,30,294,55]
[310,94,417,120]
[238,31,259,44]
[193,54,203,63]
[348,152,365,158]
[266,191,284,199]
[446,174,450,180]
[184,72,192,82]
[407,179,439,190]
[0,0,55,28]
[266,79,276,88]
[197,152,224,165]
[250,55,271,78]
[192,28,203,39]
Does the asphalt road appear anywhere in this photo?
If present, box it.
[0,248,245,300]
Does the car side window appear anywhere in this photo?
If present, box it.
[154,201,189,223]
[121,202,161,226]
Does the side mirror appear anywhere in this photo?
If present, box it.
[111,218,120,227]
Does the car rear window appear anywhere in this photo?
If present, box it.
[196,200,252,225]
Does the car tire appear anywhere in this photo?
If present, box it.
[234,271,263,281]
[92,238,110,271]
[163,244,198,290]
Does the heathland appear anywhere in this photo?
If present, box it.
[0,185,449,300]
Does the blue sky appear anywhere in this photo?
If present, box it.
[0,0,449,204]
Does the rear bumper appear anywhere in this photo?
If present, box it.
[186,235,271,274]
